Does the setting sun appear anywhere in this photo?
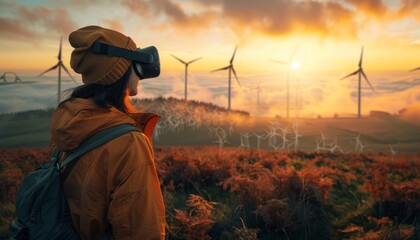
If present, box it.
[291,61,300,70]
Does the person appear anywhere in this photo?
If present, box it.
[48,25,166,239]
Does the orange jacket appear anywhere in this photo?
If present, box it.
[50,98,165,240]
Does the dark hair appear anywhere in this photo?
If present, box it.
[61,67,135,113]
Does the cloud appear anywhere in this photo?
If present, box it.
[123,0,220,32]
[18,6,77,35]
[0,17,37,40]
[345,0,388,17]
[0,4,77,42]
[397,0,420,20]
[0,82,61,113]
[123,0,388,40]
[154,0,218,29]
[398,102,420,125]
[120,0,420,42]
[219,0,357,38]
[68,0,102,5]
[373,78,420,93]
[103,19,124,32]
[122,0,149,13]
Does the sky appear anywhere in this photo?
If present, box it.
[0,0,419,118]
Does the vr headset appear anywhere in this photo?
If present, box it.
[91,41,160,80]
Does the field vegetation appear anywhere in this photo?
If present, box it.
[1,147,418,239]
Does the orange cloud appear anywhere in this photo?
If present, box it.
[123,0,359,39]
[103,19,124,33]
[18,6,76,35]
[0,17,37,40]
[397,0,420,20]
[220,0,356,38]
[345,0,388,17]
[118,0,420,42]
[398,102,420,125]
[124,0,219,31]
[0,4,77,42]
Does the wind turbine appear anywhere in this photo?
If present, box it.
[211,46,241,111]
[253,83,262,106]
[272,45,299,119]
[250,82,264,106]
[171,54,202,100]
[292,71,303,118]
[38,37,77,105]
[341,46,374,119]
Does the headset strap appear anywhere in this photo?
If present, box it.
[92,41,153,63]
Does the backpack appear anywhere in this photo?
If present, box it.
[8,124,140,240]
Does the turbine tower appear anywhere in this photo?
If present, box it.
[251,82,263,106]
[211,46,241,111]
[272,45,298,119]
[38,37,76,105]
[171,55,202,100]
[293,72,302,118]
[341,46,374,119]
[254,83,262,106]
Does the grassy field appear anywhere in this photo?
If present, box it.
[1,147,419,239]
[0,99,419,239]
[0,109,52,148]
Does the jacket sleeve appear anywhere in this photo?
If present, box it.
[106,132,166,240]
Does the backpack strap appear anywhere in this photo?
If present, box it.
[56,124,140,170]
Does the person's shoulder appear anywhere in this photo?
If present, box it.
[111,130,153,156]
[99,130,153,168]
[117,130,150,145]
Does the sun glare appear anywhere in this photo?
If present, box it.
[291,61,300,70]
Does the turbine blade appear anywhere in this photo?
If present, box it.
[359,45,364,68]
[171,54,186,64]
[211,66,230,72]
[409,67,420,72]
[361,69,374,92]
[340,70,359,80]
[61,63,77,84]
[230,45,237,64]
[289,44,299,62]
[38,64,59,77]
[58,36,62,60]
[271,60,288,65]
[187,57,202,64]
[232,67,241,87]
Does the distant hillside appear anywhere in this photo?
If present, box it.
[0,109,54,148]
[0,97,249,148]
[133,97,249,116]
[1,97,419,152]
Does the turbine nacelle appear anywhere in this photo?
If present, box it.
[211,46,241,87]
[340,46,375,118]
[171,54,202,100]
[341,46,374,92]
[211,46,241,110]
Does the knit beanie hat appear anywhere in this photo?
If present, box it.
[69,25,137,85]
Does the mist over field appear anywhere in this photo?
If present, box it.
[1,70,419,119]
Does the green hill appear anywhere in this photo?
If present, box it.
[0,98,248,148]
[0,109,53,148]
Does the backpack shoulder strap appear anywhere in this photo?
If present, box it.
[58,124,139,170]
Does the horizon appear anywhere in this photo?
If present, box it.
[0,71,419,119]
